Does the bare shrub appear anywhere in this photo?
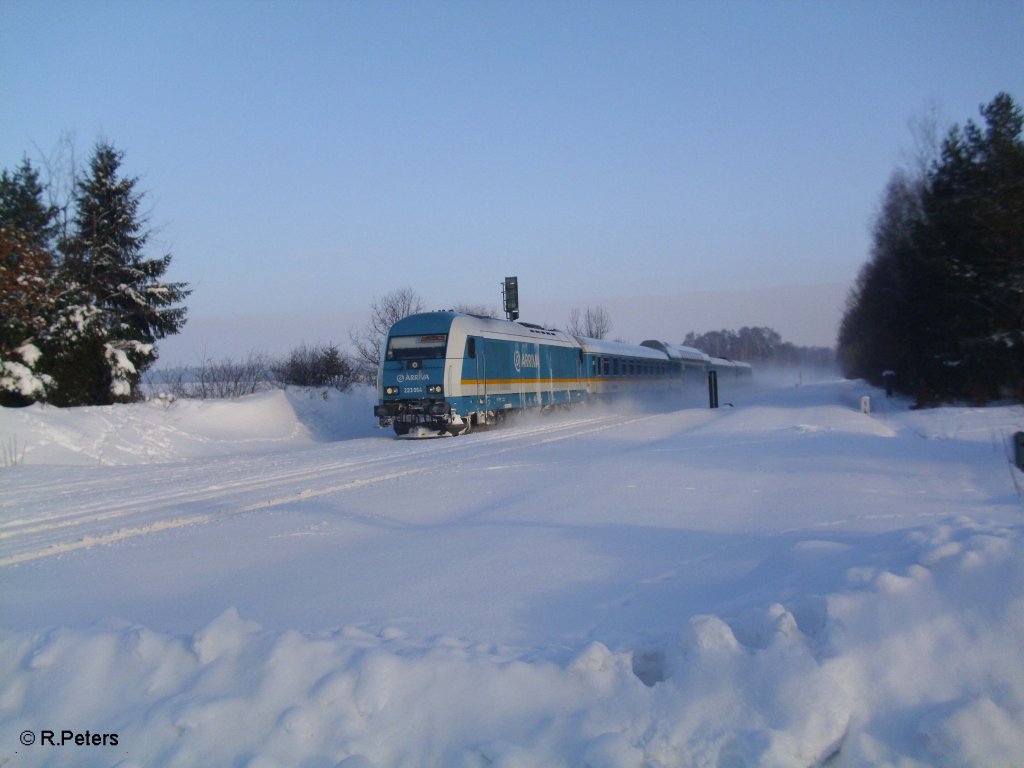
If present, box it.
[272,343,355,390]
[349,287,424,375]
[567,306,612,339]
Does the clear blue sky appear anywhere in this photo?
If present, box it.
[2,0,1022,359]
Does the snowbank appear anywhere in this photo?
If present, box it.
[3,520,1022,767]
[0,387,378,466]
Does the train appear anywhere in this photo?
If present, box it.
[373,310,752,437]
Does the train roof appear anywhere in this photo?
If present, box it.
[708,356,753,370]
[387,314,723,364]
[574,336,669,361]
[640,340,710,364]
[388,311,578,344]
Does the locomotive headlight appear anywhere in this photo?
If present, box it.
[384,386,400,396]
[427,385,443,395]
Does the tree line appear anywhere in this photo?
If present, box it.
[1,141,190,406]
[838,92,1023,404]
[683,327,835,368]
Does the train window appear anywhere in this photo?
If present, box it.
[466,337,476,359]
[386,334,448,360]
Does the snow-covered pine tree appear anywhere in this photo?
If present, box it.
[54,141,190,405]
[0,160,62,405]
[0,228,57,405]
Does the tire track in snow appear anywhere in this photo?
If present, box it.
[0,447,430,539]
[0,465,434,566]
[0,411,622,539]
[1,409,665,566]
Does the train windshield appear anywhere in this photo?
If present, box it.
[386,334,448,361]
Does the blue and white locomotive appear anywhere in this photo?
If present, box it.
[373,310,750,437]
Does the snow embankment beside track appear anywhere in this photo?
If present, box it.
[0,387,378,466]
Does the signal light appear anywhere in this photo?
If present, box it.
[503,276,519,321]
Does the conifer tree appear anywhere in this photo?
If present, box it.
[54,141,190,404]
[0,160,61,404]
[0,158,58,249]
[838,93,1023,403]
[837,170,923,387]
[920,93,1024,400]
[0,228,57,405]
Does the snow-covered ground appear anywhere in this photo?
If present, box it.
[2,379,1023,767]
